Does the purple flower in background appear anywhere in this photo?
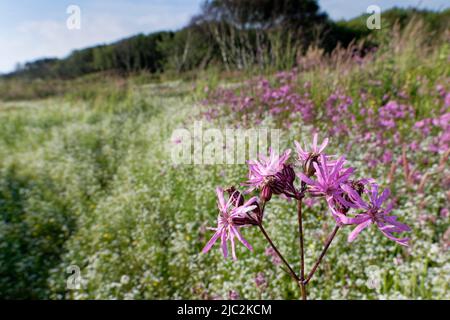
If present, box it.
[323,92,353,136]
[265,247,282,266]
[378,101,414,130]
[255,272,267,289]
[436,84,446,97]
[298,155,355,210]
[336,184,411,246]
[202,188,258,260]
[432,113,450,128]
[381,151,393,164]
[303,197,316,208]
[228,290,240,300]
[172,138,182,144]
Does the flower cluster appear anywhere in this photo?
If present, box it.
[244,148,296,201]
[296,135,411,247]
[202,70,449,175]
[202,187,261,260]
[201,71,316,127]
[202,134,411,264]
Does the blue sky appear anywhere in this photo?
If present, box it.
[0,0,448,73]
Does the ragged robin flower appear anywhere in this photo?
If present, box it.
[297,155,355,211]
[202,188,259,260]
[245,148,295,201]
[335,184,411,246]
[295,134,330,177]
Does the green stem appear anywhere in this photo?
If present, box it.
[297,198,307,300]
[304,225,340,285]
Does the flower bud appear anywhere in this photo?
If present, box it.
[338,180,367,214]
[252,201,263,222]
[232,216,259,226]
[231,199,262,226]
[225,186,244,207]
[303,154,319,177]
[351,180,365,196]
[261,184,273,202]
[279,164,296,185]
[270,178,286,195]
[260,165,298,200]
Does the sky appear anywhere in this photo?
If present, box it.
[0,0,449,73]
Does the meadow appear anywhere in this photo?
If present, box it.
[0,20,449,300]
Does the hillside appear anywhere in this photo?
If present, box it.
[2,7,448,84]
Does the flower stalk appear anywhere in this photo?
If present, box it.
[304,225,340,285]
[257,223,301,285]
[297,197,307,300]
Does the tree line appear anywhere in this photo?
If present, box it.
[4,1,449,80]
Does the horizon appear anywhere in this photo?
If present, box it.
[1,0,449,74]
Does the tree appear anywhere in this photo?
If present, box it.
[191,0,329,69]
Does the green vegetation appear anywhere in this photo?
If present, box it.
[1,11,449,299]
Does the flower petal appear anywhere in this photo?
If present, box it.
[334,212,370,225]
[231,226,253,251]
[312,133,318,151]
[318,138,329,153]
[221,231,228,258]
[377,188,391,207]
[216,187,226,212]
[384,216,411,232]
[229,232,237,260]
[202,230,221,254]
[380,229,410,246]
[348,219,372,242]
[297,172,317,186]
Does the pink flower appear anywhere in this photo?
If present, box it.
[245,149,294,201]
[255,272,267,289]
[228,290,240,300]
[202,188,258,260]
[436,84,446,97]
[298,155,355,210]
[294,133,329,162]
[381,151,393,164]
[264,247,282,266]
[336,184,411,246]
